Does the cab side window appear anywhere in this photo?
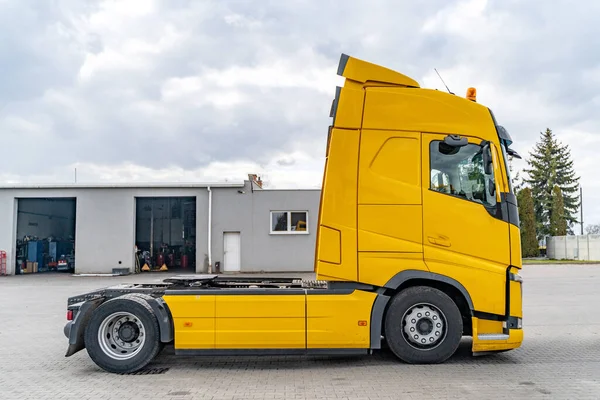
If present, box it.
[429,140,496,208]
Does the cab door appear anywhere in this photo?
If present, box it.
[421,133,510,316]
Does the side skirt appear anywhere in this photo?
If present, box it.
[175,348,370,356]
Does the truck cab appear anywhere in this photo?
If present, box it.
[63,54,523,374]
[315,54,523,355]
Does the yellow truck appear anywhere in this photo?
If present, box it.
[63,53,524,374]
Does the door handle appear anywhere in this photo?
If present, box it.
[428,236,451,247]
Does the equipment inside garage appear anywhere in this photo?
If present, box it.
[135,197,196,272]
[15,198,76,274]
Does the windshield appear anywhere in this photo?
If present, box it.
[488,109,516,194]
[500,142,514,193]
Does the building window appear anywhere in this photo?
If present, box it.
[270,211,308,234]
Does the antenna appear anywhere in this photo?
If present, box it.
[434,68,454,95]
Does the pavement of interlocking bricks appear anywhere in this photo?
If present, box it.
[1,265,599,399]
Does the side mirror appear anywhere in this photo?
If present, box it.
[482,142,493,175]
[488,179,496,197]
[506,147,522,159]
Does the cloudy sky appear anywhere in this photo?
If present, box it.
[1,0,599,228]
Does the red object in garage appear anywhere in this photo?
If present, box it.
[0,250,6,275]
[181,254,188,269]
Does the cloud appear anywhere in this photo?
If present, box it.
[1,0,599,226]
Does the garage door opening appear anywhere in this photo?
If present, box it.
[135,197,196,272]
[15,197,76,274]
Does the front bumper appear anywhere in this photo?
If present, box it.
[471,267,524,353]
[472,319,523,353]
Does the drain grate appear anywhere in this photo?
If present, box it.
[120,367,170,375]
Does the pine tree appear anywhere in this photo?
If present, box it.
[523,128,580,237]
[549,185,568,236]
[517,187,539,257]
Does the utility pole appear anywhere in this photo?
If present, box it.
[580,186,584,235]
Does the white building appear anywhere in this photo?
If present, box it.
[0,175,321,275]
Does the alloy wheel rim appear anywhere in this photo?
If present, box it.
[401,303,447,350]
[98,311,146,360]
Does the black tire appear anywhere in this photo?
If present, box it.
[384,286,463,364]
[84,294,162,374]
[126,293,167,352]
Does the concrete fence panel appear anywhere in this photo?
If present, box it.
[547,234,600,261]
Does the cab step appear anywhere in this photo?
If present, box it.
[477,333,510,341]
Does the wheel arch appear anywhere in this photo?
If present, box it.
[125,293,174,343]
[370,270,474,349]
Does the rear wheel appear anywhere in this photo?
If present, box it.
[384,286,463,364]
[125,293,167,353]
[84,295,162,373]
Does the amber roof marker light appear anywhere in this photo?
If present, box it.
[466,87,477,102]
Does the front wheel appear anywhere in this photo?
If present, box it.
[84,294,163,373]
[384,286,463,364]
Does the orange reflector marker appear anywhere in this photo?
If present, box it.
[466,87,477,102]
[358,320,367,326]
[183,322,193,327]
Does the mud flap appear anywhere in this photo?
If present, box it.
[65,298,104,357]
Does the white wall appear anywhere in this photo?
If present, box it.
[0,188,210,275]
[547,235,600,261]
[211,184,321,272]
[0,183,319,275]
